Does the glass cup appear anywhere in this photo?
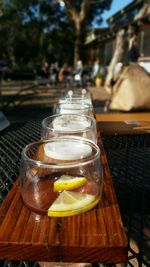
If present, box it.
[41,114,97,144]
[19,137,103,216]
[59,96,92,106]
[68,88,92,103]
[53,102,94,117]
[59,89,92,106]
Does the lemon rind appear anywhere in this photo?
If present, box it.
[47,197,100,217]
[54,176,87,191]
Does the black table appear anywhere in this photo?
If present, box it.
[0,120,150,267]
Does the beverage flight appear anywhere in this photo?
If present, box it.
[19,88,103,217]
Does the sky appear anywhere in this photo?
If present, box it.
[101,0,133,27]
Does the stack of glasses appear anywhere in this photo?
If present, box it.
[19,88,103,217]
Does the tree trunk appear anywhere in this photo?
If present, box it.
[74,29,81,67]
[63,0,91,67]
[105,29,125,93]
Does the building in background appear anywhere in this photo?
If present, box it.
[85,0,150,67]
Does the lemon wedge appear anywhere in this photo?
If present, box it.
[54,175,87,191]
[48,190,99,217]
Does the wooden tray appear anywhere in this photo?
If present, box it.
[0,131,127,264]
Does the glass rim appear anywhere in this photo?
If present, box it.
[54,102,91,110]
[41,114,96,133]
[59,97,92,104]
[22,137,100,169]
[61,95,90,100]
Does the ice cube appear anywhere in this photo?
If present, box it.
[44,140,92,160]
[53,115,90,131]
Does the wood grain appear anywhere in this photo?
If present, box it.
[96,112,150,122]
[0,128,127,264]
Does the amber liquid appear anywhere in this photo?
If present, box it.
[20,173,100,215]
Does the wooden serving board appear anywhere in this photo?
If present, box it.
[0,130,127,264]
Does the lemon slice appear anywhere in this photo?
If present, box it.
[48,190,99,217]
[54,175,87,191]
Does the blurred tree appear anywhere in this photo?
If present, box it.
[0,0,112,69]
[0,0,43,67]
[0,0,74,69]
[62,0,112,66]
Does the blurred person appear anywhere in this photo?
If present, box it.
[58,63,72,83]
[82,62,93,86]
[74,60,83,87]
[92,58,100,80]
[50,62,59,84]
[66,65,73,86]
[0,53,12,81]
[58,63,67,82]
[40,58,50,79]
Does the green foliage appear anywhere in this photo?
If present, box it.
[95,71,105,80]
[0,0,112,69]
[0,0,74,68]
[95,65,106,80]
[63,0,112,30]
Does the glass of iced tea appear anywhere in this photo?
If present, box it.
[41,114,97,144]
[19,137,103,217]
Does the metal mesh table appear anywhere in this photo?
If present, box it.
[102,133,150,267]
[0,121,150,266]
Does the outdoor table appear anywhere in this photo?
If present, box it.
[0,121,127,264]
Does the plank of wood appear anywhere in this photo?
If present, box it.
[96,112,150,121]
[0,131,127,264]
